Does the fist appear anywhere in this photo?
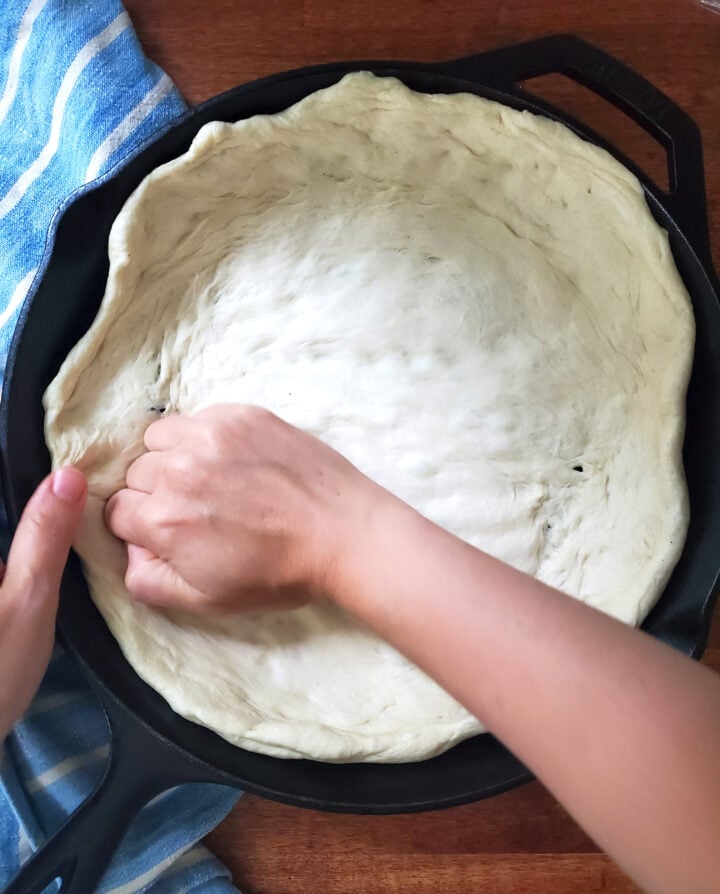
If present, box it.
[104,404,385,614]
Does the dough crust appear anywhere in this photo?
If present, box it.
[44,73,694,762]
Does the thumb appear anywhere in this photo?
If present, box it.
[4,467,87,604]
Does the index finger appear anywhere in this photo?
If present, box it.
[104,487,152,546]
[144,413,193,452]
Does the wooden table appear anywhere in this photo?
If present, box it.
[123,2,720,890]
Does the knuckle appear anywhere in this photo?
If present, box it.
[165,451,197,483]
[199,441,224,469]
[143,419,162,448]
[162,453,212,497]
[241,405,275,425]
[140,500,163,532]
[141,504,177,553]
[228,404,275,432]
[145,414,172,438]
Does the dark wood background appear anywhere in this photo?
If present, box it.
[122,2,719,891]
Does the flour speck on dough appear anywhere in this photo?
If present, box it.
[44,73,694,762]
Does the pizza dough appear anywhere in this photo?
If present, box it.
[44,72,694,762]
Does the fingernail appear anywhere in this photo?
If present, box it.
[52,467,86,504]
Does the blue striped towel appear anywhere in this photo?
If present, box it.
[0,2,241,891]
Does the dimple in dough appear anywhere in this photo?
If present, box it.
[44,73,694,762]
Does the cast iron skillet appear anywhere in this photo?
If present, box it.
[2,34,719,894]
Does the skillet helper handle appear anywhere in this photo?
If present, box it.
[4,691,206,894]
[435,34,712,264]
[5,766,161,894]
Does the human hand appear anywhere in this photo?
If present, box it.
[104,404,394,614]
[0,467,87,739]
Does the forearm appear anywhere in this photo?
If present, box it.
[336,499,720,894]
[103,405,720,891]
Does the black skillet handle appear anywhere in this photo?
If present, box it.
[5,683,220,894]
[435,34,712,266]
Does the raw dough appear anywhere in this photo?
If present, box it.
[44,73,694,762]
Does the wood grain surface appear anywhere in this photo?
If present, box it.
[122,2,720,890]
[206,613,719,894]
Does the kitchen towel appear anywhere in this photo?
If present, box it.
[0,1,241,891]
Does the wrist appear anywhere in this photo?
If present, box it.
[322,482,423,619]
